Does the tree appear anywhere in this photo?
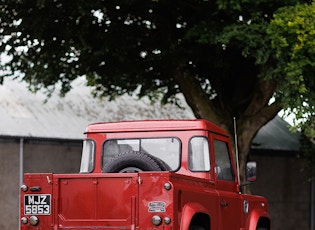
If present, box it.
[1,0,314,183]
[267,3,315,178]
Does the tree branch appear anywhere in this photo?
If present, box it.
[244,79,277,117]
[174,70,222,124]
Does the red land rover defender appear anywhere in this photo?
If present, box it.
[20,119,270,230]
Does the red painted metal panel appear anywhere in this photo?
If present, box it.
[86,119,228,136]
[56,174,139,228]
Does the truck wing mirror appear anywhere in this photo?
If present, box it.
[246,161,257,182]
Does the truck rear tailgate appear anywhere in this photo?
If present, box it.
[55,173,139,229]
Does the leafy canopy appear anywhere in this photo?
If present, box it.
[0,0,314,155]
[267,3,315,141]
[267,3,315,178]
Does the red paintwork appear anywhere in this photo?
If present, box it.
[20,119,270,229]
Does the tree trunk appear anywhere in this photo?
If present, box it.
[175,70,282,193]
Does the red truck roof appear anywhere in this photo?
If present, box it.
[85,119,228,135]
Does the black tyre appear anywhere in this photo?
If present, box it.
[189,225,206,230]
[150,155,171,171]
[256,228,268,230]
[103,151,163,173]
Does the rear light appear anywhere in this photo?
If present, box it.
[164,216,171,225]
[164,182,172,190]
[21,184,28,192]
[21,215,40,226]
[152,215,162,226]
[21,217,28,224]
[29,216,39,226]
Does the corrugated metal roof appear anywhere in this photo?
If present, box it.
[0,77,194,140]
[252,115,300,152]
[0,77,300,152]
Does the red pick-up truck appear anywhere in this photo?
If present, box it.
[20,119,270,230]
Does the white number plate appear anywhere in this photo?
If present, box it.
[24,194,51,215]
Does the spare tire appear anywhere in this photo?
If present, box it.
[103,151,163,173]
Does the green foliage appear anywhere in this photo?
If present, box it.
[0,0,302,102]
[267,3,315,176]
[267,3,315,139]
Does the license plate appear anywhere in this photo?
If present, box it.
[24,194,51,215]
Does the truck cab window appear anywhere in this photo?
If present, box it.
[214,140,235,181]
[79,139,95,173]
[188,137,210,172]
[103,138,181,171]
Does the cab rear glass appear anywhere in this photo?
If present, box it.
[102,137,181,171]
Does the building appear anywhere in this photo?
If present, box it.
[0,77,313,230]
[250,116,314,230]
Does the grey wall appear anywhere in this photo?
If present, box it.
[0,138,82,230]
[0,142,20,230]
[251,153,314,230]
[23,140,82,173]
